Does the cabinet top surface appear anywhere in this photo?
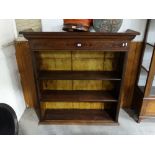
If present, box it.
[21,29,140,40]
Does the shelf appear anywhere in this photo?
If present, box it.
[38,71,121,80]
[40,90,118,102]
[42,109,116,124]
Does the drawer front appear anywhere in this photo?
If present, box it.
[30,39,129,51]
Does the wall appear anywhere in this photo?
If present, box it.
[15,19,41,36]
[119,19,147,41]
[0,20,26,120]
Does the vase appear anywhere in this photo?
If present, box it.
[93,19,123,32]
[63,19,92,32]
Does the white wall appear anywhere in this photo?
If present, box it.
[146,19,155,45]
[41,19,147,41]
[119,19,147,41]
[0,20,26,120]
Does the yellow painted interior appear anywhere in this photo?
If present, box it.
[37,50,119,111]
[41,102,112,111]
[42,80,114,90]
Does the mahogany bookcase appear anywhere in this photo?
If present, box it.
[22,30,138,124]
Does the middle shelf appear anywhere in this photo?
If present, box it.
[40,90,118,102]
[38,71,121,80]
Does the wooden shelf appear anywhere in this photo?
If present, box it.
[40,90,118,102]
[42,109,116,124]
[38,71,121,80]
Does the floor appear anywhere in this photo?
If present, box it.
[19,108,155,135]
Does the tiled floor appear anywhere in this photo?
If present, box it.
[19,108,155,135]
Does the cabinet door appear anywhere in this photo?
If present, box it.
[146,20,155,97]
[138,67,148,93]
[137,20,155,96]
[137,44,154,94]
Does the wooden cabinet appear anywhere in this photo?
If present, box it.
[21,30,138,124]
[132,20,155,122]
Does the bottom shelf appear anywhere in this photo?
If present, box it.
[41,109,117,124]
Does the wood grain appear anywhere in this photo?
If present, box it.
[121,42,143,108]
[15,41,37,108]
[144,99,155,115]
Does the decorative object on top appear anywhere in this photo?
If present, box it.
[93,19,123,32]
[63,19,92,32]
[15,19,42,36]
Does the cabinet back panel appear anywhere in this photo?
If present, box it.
[36,51,120,71]
[42,80,114,91]
[41,102,113,110]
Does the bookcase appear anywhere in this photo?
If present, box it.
[22,30,138,124]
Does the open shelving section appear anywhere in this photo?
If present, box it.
[22,30,138,124]
[40,90,118,102]
[43,109,115,124]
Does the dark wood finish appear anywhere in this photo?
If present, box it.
[20,29,139,39]
[132,87,144,118]
[38,71,121,80]
[21,30,138,124]
[29,39,130,51]
[21,30,139,52]
[42,109,115,124]
[40,90,118,102]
